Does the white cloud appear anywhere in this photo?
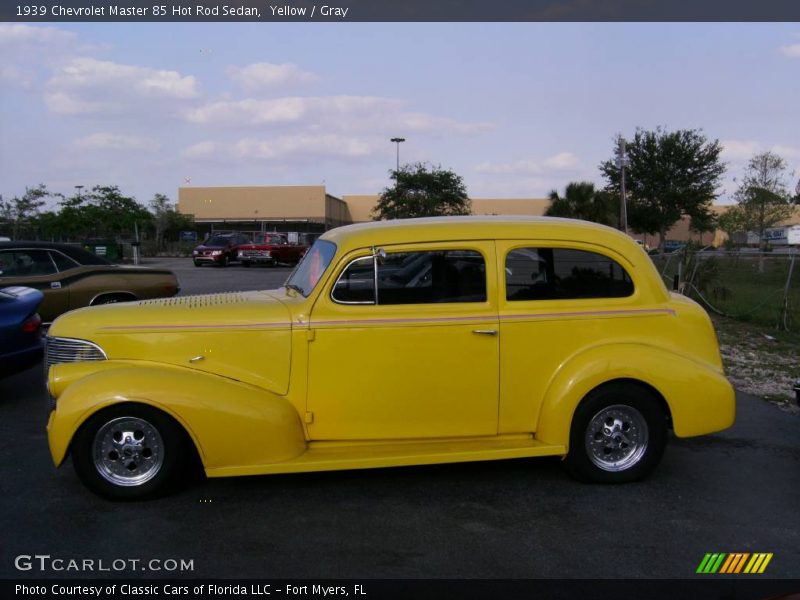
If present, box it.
[73,132,160,152]
[779,43,800,58]
[183,134,380,164]
[183,95,492,136]
[0,23,77,47]
[0,65,33,88]
[474,152,580,175]
[228,62,319,90]
[45,58,199,115]
[720,139,761,161]
[183,141,217,159]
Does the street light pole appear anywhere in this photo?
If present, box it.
[74,185,84,201]
[390,137,405,173]
[615,138,630,234]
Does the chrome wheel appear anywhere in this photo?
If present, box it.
[92,416,164,487]
[585,404,649,472]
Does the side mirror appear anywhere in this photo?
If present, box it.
[373,247,387,264]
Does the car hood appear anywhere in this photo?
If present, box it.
[48,290,293,394]
[194,244,229,250]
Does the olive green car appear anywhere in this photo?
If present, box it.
[0,242,179,322]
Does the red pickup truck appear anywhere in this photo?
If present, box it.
[236,233,308,267]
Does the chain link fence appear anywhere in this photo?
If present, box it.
[651,250,799,331]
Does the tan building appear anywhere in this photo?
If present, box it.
[177,186,349,234]
[178,185,799,246]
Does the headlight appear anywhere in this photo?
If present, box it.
[211,250,222,256]
[45,337,107,369]
[237,250,244,257]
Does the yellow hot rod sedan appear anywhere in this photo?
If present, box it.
[45,217,735,499]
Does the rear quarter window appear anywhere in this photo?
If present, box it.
[506,247,633,301]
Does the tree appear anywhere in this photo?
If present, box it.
[86,185,152,238]
[0,184,53,239]
[372,162,471,220]
[600,127,725,249]
[716,206,747,247]
[732,151,795,248]
[150,193,194,249]
[545,181,617,226]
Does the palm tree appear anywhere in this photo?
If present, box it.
[545,182,617,226]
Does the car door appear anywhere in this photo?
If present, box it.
[306,241,500,441]
[0,249,70,321]
[496,241,638,434]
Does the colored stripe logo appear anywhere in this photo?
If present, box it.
[697,553,773,574]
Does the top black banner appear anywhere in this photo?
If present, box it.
[3,0,800,22]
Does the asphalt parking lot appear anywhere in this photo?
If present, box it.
[1,258,798,580]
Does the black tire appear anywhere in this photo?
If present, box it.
[242,260,250,268]
[71,404,187,500]
[193,260,202,267]
[563,383,667,483]
[218,255,230,267]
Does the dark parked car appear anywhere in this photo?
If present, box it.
[0,286,44,378]
[0,242,179,322]
[192,233,251,267]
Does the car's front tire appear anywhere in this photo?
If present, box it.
[564,383,667,483]
[193,260,202,267]
[72,404,187,500]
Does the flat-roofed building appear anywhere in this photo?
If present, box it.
[178,186,348,236]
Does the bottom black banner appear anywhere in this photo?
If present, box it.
[3,579,800,600]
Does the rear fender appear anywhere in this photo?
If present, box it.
[535,344,735,449]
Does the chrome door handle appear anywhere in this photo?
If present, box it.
[472,329,498,335]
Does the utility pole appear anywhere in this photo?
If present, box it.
[615,138,630,233]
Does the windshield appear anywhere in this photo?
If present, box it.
[206,236,232,246]
[285,240,337,297]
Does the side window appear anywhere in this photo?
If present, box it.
[0,250,57,277]
[506,247,633,301]
[0,251,12,276]
[50,251,79,272]
[332,250,487,305]
[332,257,376,304]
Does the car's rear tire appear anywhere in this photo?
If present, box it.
[72,404,187,500]
[564,383,667,483]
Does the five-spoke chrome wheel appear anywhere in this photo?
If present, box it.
[585,404,649,472]
[73,404,188,500]
[93,417,164,487]
[565,383,667,483]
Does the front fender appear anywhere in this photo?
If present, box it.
[47,362,306,471]
[535,344,735,449]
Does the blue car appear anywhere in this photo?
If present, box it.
[0,286,44,378]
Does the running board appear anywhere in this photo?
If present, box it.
[206,435,566,478]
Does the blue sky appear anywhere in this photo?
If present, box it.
[1,22,798,208]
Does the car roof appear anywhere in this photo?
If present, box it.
[320,216,633,253]
[0,241,112,265]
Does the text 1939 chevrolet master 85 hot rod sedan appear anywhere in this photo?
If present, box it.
[45,217,735,499]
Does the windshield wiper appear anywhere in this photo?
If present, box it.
[285,283,305,296]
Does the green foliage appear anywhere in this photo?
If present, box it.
[150,193,194,249]
[732,151,795,247]
[545,181,617,226]
[373,162,471,220]
[600,127,725,248]
[0,184,55,239]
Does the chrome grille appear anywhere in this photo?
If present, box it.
[46,337,107,368]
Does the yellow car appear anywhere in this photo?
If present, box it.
[45,217,735,499]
